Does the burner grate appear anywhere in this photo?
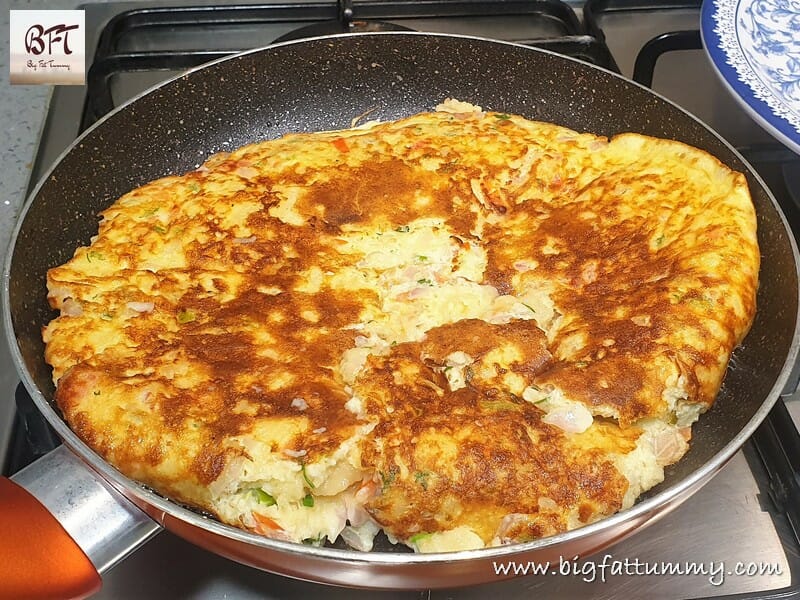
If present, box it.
[80,0,617,129]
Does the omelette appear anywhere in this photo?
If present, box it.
[43,100,759,553]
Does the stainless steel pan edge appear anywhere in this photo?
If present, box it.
[3,32,799,589]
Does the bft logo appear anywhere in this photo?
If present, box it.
[25,23,80,56]
[10,10,85,85]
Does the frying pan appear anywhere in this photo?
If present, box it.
[2,33,799,598]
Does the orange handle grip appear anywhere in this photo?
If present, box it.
[0,477,101,600]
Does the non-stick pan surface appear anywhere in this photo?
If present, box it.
[5,33,800,588]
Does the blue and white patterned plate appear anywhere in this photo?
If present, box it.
[701,0,800,154]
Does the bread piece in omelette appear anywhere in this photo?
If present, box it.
[44,100,758,552]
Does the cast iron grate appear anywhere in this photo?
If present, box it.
[80,0,617,130]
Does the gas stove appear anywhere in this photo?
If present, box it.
[4,1,800,598]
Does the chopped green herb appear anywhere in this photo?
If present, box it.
[416,255,429,263]
[380,468,397,489]
[302,535,323,545]
[654,234,665,247]
[689,294,713,307]
[438,159,461,173]
[301,464,316,489]
[494,113,512,120]
[152,225,168,235]
[522,303,536,314]
[417,278,433,285]
[86,250,105,263]
[252,489,276,506]
[414,471,431,491]
[177,309,196,324]
[302,494,315,507]
[409,532,432,544]
[533,396,550,405]
[479,399,519,412]
[394,225,410,233]
[93,390,101,396]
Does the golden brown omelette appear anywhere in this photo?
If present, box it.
[43,100,759,552]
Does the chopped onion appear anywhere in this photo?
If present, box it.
[346,498,372,528]
[513,261,534,272]
[509,148,538,189]
[405,287,430,300]
[470,178,489,210]
[538,497,558,511]
[493,513,532,543]
[61,298,83,317]
[283,448,307,458]
[650,428,688,466]
[126,301,154,313]
[291,397,308,411]
[201,151,231,169]
[589,140,607,151]
[235,166,259,179]
[581,261,598,284]
[354,478,380,504]
[340,521,380,552]
[48,285,71,303]
[542,404,593,434]
[435,99,483,114]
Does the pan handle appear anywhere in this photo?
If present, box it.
[1,445,162,599]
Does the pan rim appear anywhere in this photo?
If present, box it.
[3,30,800,567]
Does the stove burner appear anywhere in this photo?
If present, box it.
[273,0,414,42]
[273,19,414,43]
[80,0,609,130]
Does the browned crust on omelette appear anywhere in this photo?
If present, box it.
[43,102,758,551]
[358,329,635,542]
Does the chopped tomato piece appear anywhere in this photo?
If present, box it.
[332,138,350,153]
